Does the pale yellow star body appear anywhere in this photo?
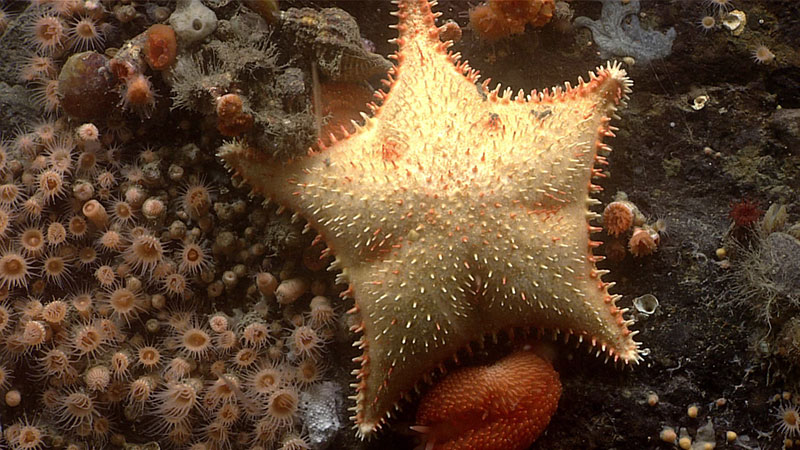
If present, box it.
[220,0,640,437]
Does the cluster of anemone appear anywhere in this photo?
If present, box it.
[694,0,776,64]
[20,0,178,126]
[696,0,734,33]
[694,0,741,35]
[19,0,110,117]
[600,192,665,262]
[0,2,339,449]
[0,117,335,447]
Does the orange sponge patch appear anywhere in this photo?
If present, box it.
[145,24,177,71]
[469,0,556,41]
[415,350,561,450]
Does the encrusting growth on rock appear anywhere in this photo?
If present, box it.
[221,0,639,438]
[468,0,556,41]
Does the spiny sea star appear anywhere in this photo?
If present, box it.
[220,0,640,437]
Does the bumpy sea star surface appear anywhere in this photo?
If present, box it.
[220,0,639,437]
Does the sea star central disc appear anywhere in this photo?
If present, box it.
[220,0,640,437]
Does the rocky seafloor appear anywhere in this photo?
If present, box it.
[0,0,799,449]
